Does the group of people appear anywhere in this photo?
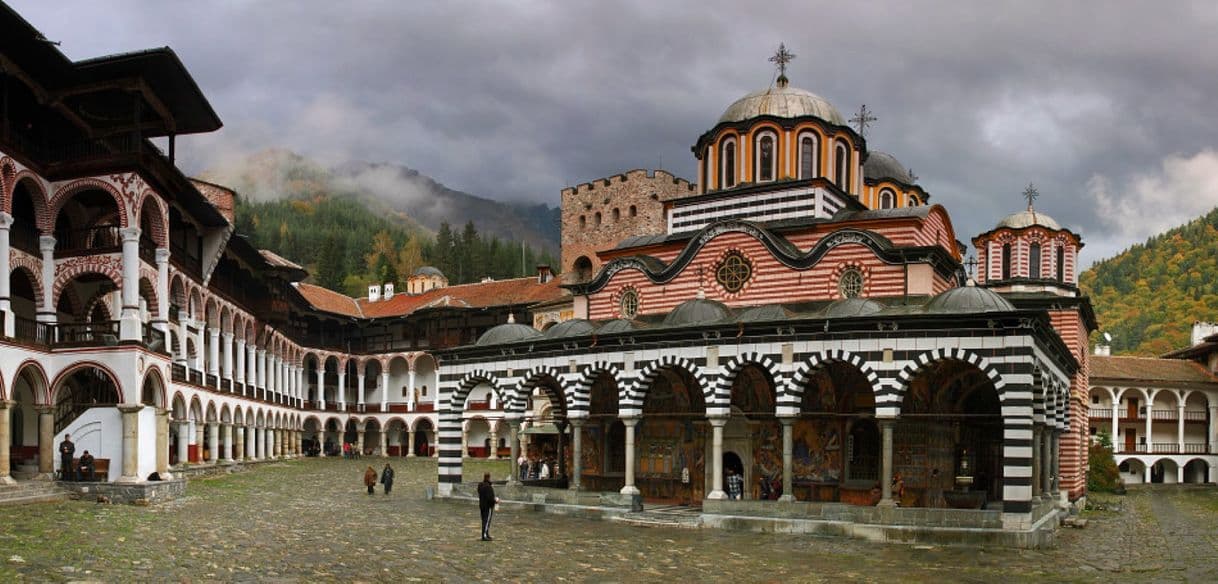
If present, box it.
[362,463,395,495]
[57,434,96,482]
[516,454,554,481]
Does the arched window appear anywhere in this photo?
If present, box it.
[629,205,637,217]
[594,211,602,226]
[834,143,849,190]
[799,134,818,179]
[1056,246,1065,282]
[879,189,896,209]
[612,208,620,222]
[756,133,775,182]
[579,215,586,229]
[1002,243,1012,280]
[1029,243,1042,279]
[720,139,737,189]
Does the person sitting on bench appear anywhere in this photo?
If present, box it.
[78,450,96,482]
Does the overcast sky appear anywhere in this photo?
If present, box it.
[12,1,1218,266]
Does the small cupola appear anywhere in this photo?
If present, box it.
[970,184,1083,297]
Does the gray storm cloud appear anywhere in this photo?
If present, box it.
[13,0,1218,266]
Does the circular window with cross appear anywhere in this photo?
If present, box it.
[838,267,864,298]
[716,251,752,294]
[619,288,639,319]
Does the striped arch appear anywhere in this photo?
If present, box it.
[8,171,50,230]
[511,365,569,416]
[893,347,1006,405]
[570,361,623,416]
[717,352,783,410]
[783,349,883,412]
[449,370,503,412]
[50,178,130,228]
[1031,364,1046,424]
[625,355,713,412]
[0,157,13,202]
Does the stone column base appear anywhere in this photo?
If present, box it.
[0,475,16,485]
[619,485,639,496]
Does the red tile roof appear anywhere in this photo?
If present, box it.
[293,277,566,320]
[1091,356,1218,385]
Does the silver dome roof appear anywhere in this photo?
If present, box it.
[863,151,915,184]
[996,209,1061,231]
[719,83,845,126]
[663,297,732,327]
[924,286,1016,314]
[412,266,445,278]
[475,323,542,346]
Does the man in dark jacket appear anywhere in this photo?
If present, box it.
[59,434,76,481]
[477,473,498,541]
[380,463,395,495]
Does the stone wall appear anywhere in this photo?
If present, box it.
[560,169,695,278]
[63,478,187,505]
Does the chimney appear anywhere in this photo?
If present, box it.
[481,276,494,283]
[368,284,381,302]
[383,282,395,300]
[536,264,554,284]
[1094,344,1110,357]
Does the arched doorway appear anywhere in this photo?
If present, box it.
[52,365,122,480]
[583,371,623,492]
[793,361,878,504]
[638,366,705,504]
[725,364,778,500]
[9,364,47,479]
[414,418,434,456]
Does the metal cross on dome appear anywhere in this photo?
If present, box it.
[850,104,877,136]
[964,255,979,280]
[769,43,796,78]
[1023,183,1039,210]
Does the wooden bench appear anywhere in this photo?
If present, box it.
[66,457,110,482]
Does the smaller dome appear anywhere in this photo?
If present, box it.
[822,297,885,318]
[924,286,1016,314]
[413,266,445,278]
[735,305,793,323]
[543,319,598,339]
[597,319,644,334]
[475,323,543,346]
[863,151,915,184]
[996,209,1060,231]
[663,297,732,327]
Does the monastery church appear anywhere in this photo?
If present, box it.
[0,4,1214,548]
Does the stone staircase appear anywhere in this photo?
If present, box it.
[612,504,704,529]
[0,481,71,506]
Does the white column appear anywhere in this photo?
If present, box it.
[37,236,55,323]
[118,227,142,341]
[222,423,234,463]
[235,339,247,387]
[117,405,142,483]
[257,349,267,390]
[1111,404,1120,452]
[357,374,366,406]
[316,369,326,409]
[620,416,639,496]
[256,427,265,460]
[0,213,12,337]
[1209,405,1218,454]
[567,419,581,489]
[338,371,347,409]
[208,328,221,386]
[222,332,234,385]
[407,369,416,410]
[380,371,389,411]
[1178,404,1186,452]
[707,416,727,500]
[175,421,189,466]
[879,419,896,506]
[208,423,219,463]
[779,416,795,502]
[153,249,170,337]
[245,426,256,459]
[194,322,205,371]
[1145,404,1153,453]
[175,311,189,365]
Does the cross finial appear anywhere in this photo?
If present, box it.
[964,255,979,280]
[907,167,918,183]
[1023,183,1039,211]
[769,43,796,85]
[850,104,877,136]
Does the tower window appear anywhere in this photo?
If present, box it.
[629,205,637,218]
[594,212,602,226]
[716,251,752,293]
[612,208,620,222]
[1029,243,1042,279]
[757,134,775,182]
[579,215,586,229]
[879,189,896,209]
[838,268,864,298]
[1057,246,1065,282]
[721,140,737,188]
[1002,243,1012,280]
[834,143,849,191]
[619,288,639,319]
[799,135,818,179]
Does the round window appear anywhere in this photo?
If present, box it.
[619,289,639,319]
[716,252,752,293]
[838,268,864,298]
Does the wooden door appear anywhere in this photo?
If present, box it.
[1124,429,1136,452]
[1127,398,1138,419]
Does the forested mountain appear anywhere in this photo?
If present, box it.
[1080,206,1218,356]
[204,150,559,298]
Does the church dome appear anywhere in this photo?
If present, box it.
[475,323,543,346]
[996,209,1061,231]
[543,318,598,338]
[719,82,846,126]
[864,151,914,184]
[822,297,885,318]
[597,319,644,334]
[663,297,732,327]
[413,266,445,278]
[924,286,1016,314]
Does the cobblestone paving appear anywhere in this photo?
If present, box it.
[0,459,1215,582]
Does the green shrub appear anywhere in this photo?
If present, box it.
[1087,431,1124,493]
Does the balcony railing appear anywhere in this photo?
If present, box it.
[1089,407,1113,419]
[142,323,167,354]
[54,225,121,257]
[1151,409,1177,421]
[171,363,187,383]
[1184,443,1209,454]
[12,316,52,346]
[55,321,120,347]
[1184,410,1208,422]
[10,223,39,255]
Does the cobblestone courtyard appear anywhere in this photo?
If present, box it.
[1,458,1216,582]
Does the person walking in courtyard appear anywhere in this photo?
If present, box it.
[363,466,377,495]
[477,472,498,541]
[727,467,744,500]
[380,463,395,495]
[59,433,76,481]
